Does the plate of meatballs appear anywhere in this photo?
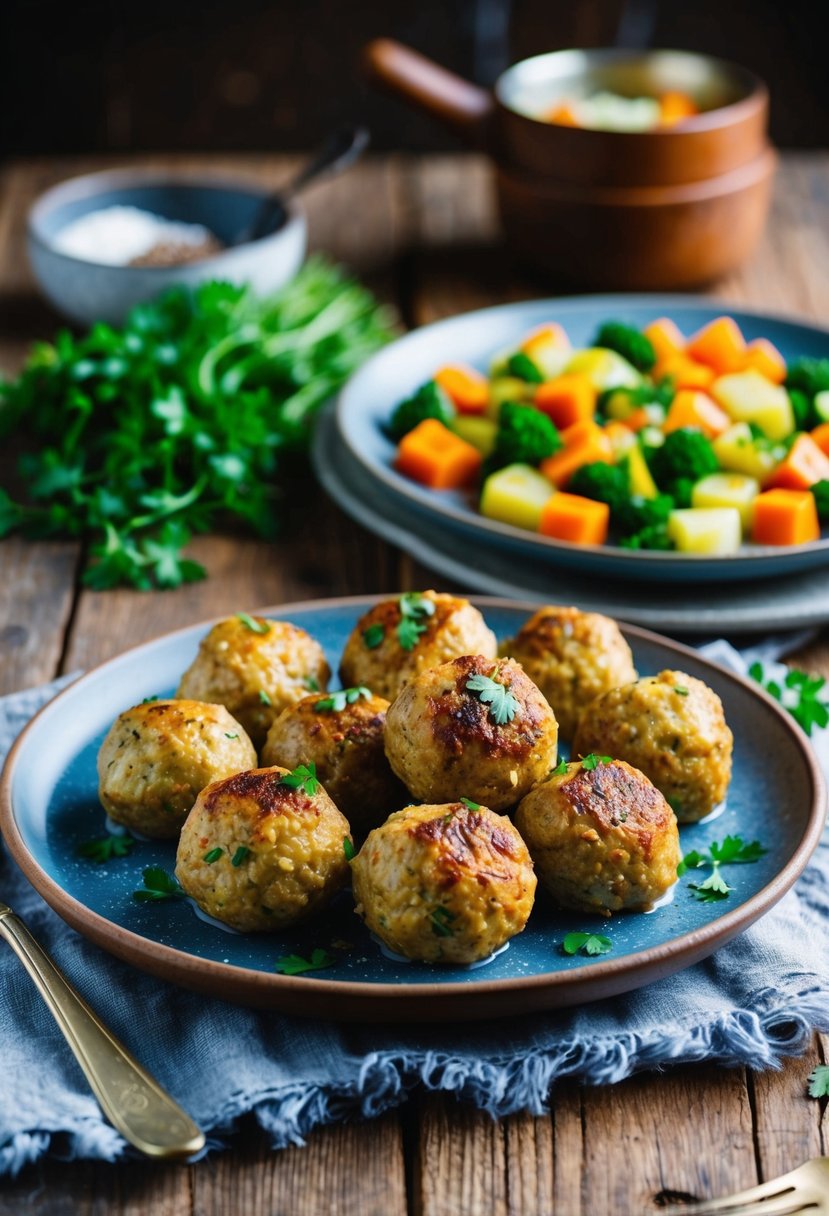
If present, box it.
[1,593,824,1022]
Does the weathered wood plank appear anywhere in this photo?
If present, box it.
[0,538,78,693]
[0,1156,191,1216]
[191,1118,407,1216]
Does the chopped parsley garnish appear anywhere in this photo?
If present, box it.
[674,686,689,696]
[678,835,767,903]
[430,906,456,938]
[258,689,272,706]
[203,847,223,863]
[749,661,829,736]
[343,836,356,861]
[141,695,160,704]
[562,932,612,957]
[396,592,435,652]
[459,797,480,811]
[236,611,270,635]
[808,1064,829,1098]
[581,753,612,771]
[551,758,569,777]
[313,685,371,713]
[231,846,251,867]
[224,732,239,739]
[305,676,320,692]
[362,623,385,649]
[279,763,320,796]
[465,671,520,725]
[132,866,186,903]
[274,948,334,976]
[77,834,135,864]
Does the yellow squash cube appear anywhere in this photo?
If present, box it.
[711,370,795,441]
[565,348,641,392]
[625,444,659,498]
[667,507,742,555]
[487,375,534,418]
[691,472,760,533]
[712,423,782,483]
[450,415,498,456]
[480,464,555,532]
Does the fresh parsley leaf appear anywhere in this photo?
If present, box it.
[279,763,320,796]
[203,847,223,863]
[552,758,569,777]
[258,689,272,706]
[132,866,186,903]
[807,1064,829,1098]
[459,797,480,810]
[343,836,356,861]
[274,948,334,976]
[362,623,384,649]
[677,849,705,877]
[305,676,320,692]
[674,686,689,695]
[709,836,768,865]
[679,835,766,899]
[76,834,135,864]
[236,611,270,635]
[430,906,456,938]
[749,661,829,736]
[397,616,427,651]
[689,868,732,900]
[581,753,612,771]
[562,932,612,957]
[231,846,251,867]
[224,732,239,739]
[314,686,371,713]
[396,592,435,651]
[141,695,160,704]
[465,672,520,725]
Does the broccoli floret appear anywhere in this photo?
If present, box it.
[788,388,814,431]
[568,461,629,511]
[615,492,674,538]
[619,523,675,551]
[786,357,829,400]
[507,352,544,384]
[485,401,561,473]
[594,321,656,372]
[813,480,829,521]
[389,380,455,441]
[648,427,719,492]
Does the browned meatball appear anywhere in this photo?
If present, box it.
[573,670,733,822]
[175,765,351,932]
[351,802,536,963]
[260,689,407,836]
[515,758,680,915]
[339,591,497,701]
[501,605,637,739]
[384,655,558,811]
[176,615,330,747]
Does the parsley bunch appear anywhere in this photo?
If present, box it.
[749,662,829,736]
[0,258,393,589]
[678,835,767,902]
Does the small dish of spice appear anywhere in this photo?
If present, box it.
[53,205,224,267]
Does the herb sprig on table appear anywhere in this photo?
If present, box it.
[678,835,768,902]
[0,258,393,589]
[749,662,829,736]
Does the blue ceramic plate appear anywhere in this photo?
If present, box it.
[1,597,824,1022]
[336,296,829,583]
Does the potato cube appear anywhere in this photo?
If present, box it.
[480,464,555,532]
[711,370,794,440]
[712,423,782,483]
[565,348,641,391]
[691,472,760,533]
[667,508,742,555]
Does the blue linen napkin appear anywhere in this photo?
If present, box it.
[1,651,828,1177]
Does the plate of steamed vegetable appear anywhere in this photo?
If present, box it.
[336,297,829,582]
[1,593,824,1021]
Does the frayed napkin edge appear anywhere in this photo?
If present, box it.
[4,978,828,1177]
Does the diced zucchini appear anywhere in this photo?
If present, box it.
[691,472,760,533]
[565,348,641,392]
[625,444,659,498]
[712,422,782,483]
[667,507,742,555]
[711,370,794,440]
[480,464,555,532]
[450,415,498,457]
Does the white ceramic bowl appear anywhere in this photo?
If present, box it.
[28,168,307,326]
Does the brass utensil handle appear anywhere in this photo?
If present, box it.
[0,906,205,1159]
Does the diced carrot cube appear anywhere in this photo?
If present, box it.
[395,418,482,489]
[434,364,489,415]
[741,338,787,385]
[521,323,570,355]
[663,390,731,438]
[811,423,829,458]
[539,420,613,489]
[767,433,829,490]
[658,91,698,127]
[539,493,610,545]
[534,373,597,430]
[751,488,820,546]
[644,317,685,364]
[685,317,746,375]
[654,353,716,390]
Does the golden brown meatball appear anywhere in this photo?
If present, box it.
[176,615,330,747]
[339,591,497,701]
[351,802,536,963]
[260,689,407,837]
[501,605,637,740]
[175,765,351,932]
[384,655,558,811]
[573,670,733,822]
[514,758,680,915]
[97,699,257,839]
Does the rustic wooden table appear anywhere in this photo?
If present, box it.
[1,152,828,1215]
